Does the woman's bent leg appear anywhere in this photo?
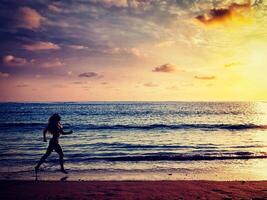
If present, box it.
[54,144,67,174]
[35,144,53,171]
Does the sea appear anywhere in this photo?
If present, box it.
[1,102,267,181]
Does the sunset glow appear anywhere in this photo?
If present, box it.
[0,0,267,101]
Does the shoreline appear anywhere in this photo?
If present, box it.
[2,158,267,181]
[1,180,267,199]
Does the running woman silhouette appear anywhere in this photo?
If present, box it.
[35,113,73,174]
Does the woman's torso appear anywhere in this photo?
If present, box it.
[48,124,62,143]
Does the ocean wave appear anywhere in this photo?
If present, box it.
[75,152,267,162]
[76,142,217,149]
[1,123,267,131]
[2,152,266,163]
[0,123,45,130]
[78,124,267,131]
[0,122,45,127]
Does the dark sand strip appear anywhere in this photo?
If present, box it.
[1,180,267,200]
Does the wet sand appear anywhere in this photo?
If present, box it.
[1,180,267,199]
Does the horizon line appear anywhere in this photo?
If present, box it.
[0,100,266,104]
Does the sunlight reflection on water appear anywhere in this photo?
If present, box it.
[1,102,267,180]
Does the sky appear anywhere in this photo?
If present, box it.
[0,0,267,102]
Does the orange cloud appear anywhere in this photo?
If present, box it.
[16,7,44,30]
[23,41,60,51]
[194,75,216,80]
[153,64,176,73]
[195,0,251,26]
[3,55,28,67]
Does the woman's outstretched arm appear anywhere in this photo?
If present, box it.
[61,130,73,135]
[58,122,73,135]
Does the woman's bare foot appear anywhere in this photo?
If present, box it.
[60,169,68,174]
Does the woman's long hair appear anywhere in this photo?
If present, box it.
[47,113,61,133]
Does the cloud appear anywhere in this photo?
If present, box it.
[16,84,29,88]
[78,72,101,78]
[130,48,142,57]
[72,81,87,84]
[128,0,151,8]
[144,82,159,87]
[48,4,62,13]
[224,62,241,68]
[51,84,65,88]
[68,45,89,50]
[155,40,175,48]
[16,7,45,30]
[195,0,251,26]
[100,0,128,8]
[23,41,60,51]
[152,64,176,73]
[91,0,143,8]
[166,86,179,90]
[42,59,65,68]
[67,71,73,76]
[0,0,188,63]
[109,47,144,57]
[0,72,9,78]
[3,55,28,67]
[91,0,150,8]
[194,75,216,80]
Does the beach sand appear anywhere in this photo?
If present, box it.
[1,180,267,199]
